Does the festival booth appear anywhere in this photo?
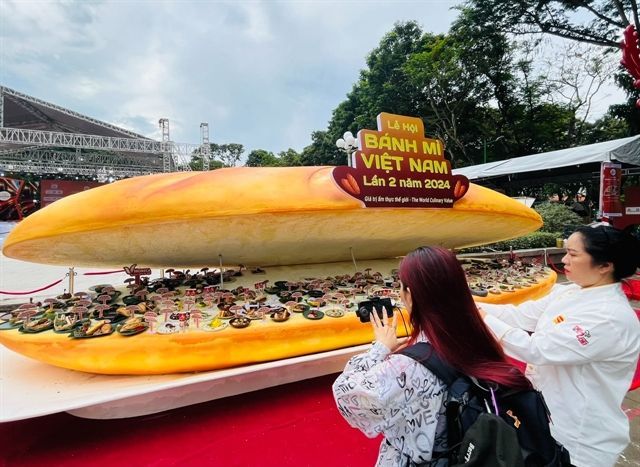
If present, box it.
[0,113,554,428]
[452,135,640,183]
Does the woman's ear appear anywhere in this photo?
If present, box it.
[404,288,413,310]
[599,262,614,276]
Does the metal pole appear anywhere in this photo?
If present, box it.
[0,87,4,129]
[350,246,358,274]
[219,254,224,290]
[483,139,487,164]
[67,267,75,295]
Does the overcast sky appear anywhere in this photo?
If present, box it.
[0,0,461,155]
[0,0,626,159]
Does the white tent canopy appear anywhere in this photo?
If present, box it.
[452,135,640,181]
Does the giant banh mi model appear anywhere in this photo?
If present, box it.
[0,113,554,375]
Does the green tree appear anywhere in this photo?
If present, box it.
[188,152,205,171]
[187,149,224,171]
[462,1,640,135]
[609,68,640,134]
[301,130,346,166]
[581,113,630,143]
[277,148,302,166]
[211,143,244,167]
[246,149,279,167]
[403,19,500,165]
[245,148,303,167]
[303,13,626,170]
[405,10,587,165]
[463,0,637,49]
[302,21,428,166]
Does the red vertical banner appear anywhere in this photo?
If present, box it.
[599,162,623,218]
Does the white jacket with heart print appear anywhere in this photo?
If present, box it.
[332,341,448,466]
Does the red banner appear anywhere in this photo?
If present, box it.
[40,180,103,208]
[599,162,623,218]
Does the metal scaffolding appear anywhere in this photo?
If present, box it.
[0,148,163,178]
[0,87,4,129]
[0,127,198,157]
[200,122,210,171]
[158,118,173,172]
[0,128,195,175]
[0,85,198,177]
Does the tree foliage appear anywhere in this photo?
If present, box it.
[278,148,303,166]
[301,15,621,169]
[463,0,638,49]
[211,143,244,167]
[245,148,302,167]
[188,143,244,170]
[301,130,347,166]
[246,149,279,167]
[534,201,584,232]
[461,1,638,134]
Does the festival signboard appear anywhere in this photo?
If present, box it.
[40,180,104,208]
[599,162,623,218]
[332,113,469,208]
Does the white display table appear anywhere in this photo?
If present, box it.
[0,344,366,422]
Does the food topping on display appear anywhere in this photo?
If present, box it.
[0,259,553,339]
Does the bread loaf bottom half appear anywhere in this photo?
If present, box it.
[0,259,556,375]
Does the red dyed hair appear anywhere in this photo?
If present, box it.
[399,246,531,390]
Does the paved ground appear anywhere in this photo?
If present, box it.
[618,293,640,466]
[620,387,640,466]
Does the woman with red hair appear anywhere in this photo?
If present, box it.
[332,246,531,466]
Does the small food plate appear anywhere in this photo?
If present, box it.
[324,308,345,318]
[0,320,23,330]
[229,317,251,329]
[69,320,115,338]
[270,309,291,323]
[117,322,149,336]
[303,309,325,320]
[289,303,310,313]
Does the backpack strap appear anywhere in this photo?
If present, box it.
[399,342,459,386]
[400,342,469,462]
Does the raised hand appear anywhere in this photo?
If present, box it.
[370,307,399,351]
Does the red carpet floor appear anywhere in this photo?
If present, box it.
[0,373,380,467]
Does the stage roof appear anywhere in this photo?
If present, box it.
[0,86,178,176]
[0,86,151,148]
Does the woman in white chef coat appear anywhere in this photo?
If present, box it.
[479,225,640,467]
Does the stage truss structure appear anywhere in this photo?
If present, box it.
[0,86,210,179]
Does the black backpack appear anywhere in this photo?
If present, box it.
[400,343,572,467]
